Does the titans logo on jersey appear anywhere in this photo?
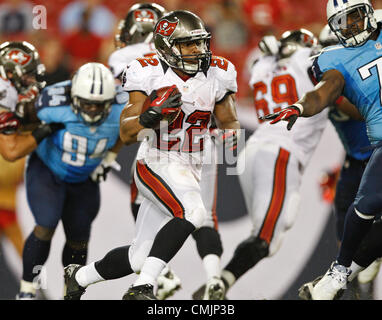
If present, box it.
[35,81,125,183]
[312,28,382,144]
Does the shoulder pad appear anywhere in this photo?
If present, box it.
[36,80,72,112]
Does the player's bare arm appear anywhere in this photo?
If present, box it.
[261,69,345,130]
[0,132,37,162]
[119,91,146,145]
[213,93,240,129]
[299,69,345,117]
[335,97,364,121]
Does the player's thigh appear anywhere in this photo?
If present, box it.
[134,159,206,228]
[247,144,301,254]
[61,179,100,241]
[25,152,66,229]
[128,198,172,272]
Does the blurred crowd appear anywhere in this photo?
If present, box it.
[1,0,382,101]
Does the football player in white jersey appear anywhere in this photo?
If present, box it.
[63,10,240,300]
[208,30,330,297]
[110,4,229,301]
[0,41,61,161]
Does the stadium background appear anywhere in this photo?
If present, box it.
[0,0,381,300]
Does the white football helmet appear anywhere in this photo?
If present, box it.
[71,63,116,124]
[327,0,377,47]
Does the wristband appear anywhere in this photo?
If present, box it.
[293,103,304,115]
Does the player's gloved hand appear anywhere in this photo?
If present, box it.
[0,111,21,134]
[91,151,121,183]
[139,85,182,128]
[259,105,302,130]
[210,128,240,151]
[31,122,64,144]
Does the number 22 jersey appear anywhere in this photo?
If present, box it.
[122,55,237,177]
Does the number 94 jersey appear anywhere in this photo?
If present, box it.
[249,47,328,168]
[35,80,125,183]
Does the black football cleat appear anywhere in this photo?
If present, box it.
[63,264,86,300]
[122,284,157,300]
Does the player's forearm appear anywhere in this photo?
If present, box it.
[299,70,344,117]
[298,90,329,117]
[119,116,145,145]
[217,119,240,130]
[0,134,37,162]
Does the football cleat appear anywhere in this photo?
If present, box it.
[63,264,86,300]
[357,258,382,284]
[156,269,182,300]
[310,262,351,300]
[122,284,157,300]
[298,275,345,300]
[16,292,37,300]
[192,277,226,300]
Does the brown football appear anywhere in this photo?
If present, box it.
[141,85,182,127]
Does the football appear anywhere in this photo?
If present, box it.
[141,85,182,128]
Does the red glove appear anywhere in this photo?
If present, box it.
[210,129,240,151]
[260,105,301,130]
[0,111,20,134]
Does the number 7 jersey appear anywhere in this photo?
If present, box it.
[122,55,237,174]
[249,47,328,168]
[313,29,382,145]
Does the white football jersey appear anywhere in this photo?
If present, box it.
[248,47,328,167]
[108,42,156,79]
[122,55,237,176]
[0,77,18,112]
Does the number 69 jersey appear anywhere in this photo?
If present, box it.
[122,55,237,176]
[249,47,328,168]
[34,80,125,183]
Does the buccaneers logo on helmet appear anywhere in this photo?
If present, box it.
[5,49,32,66]
[134,9,156,22]
[155,19,178,37]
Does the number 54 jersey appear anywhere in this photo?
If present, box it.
[249,47,328,168]
[34,80,125,183]
[122,55,237,177]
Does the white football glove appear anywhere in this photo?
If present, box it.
[91,151,121,183]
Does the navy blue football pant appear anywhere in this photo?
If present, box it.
[26,152,100,241]
[337,145,382,266]
[334,154,368,240]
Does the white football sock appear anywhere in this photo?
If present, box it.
[75,262,105,288]
[202,254,221,280]
[134,256,166,287]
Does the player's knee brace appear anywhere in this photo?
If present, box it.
[33,225,55,241]
[192,227,223,258]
